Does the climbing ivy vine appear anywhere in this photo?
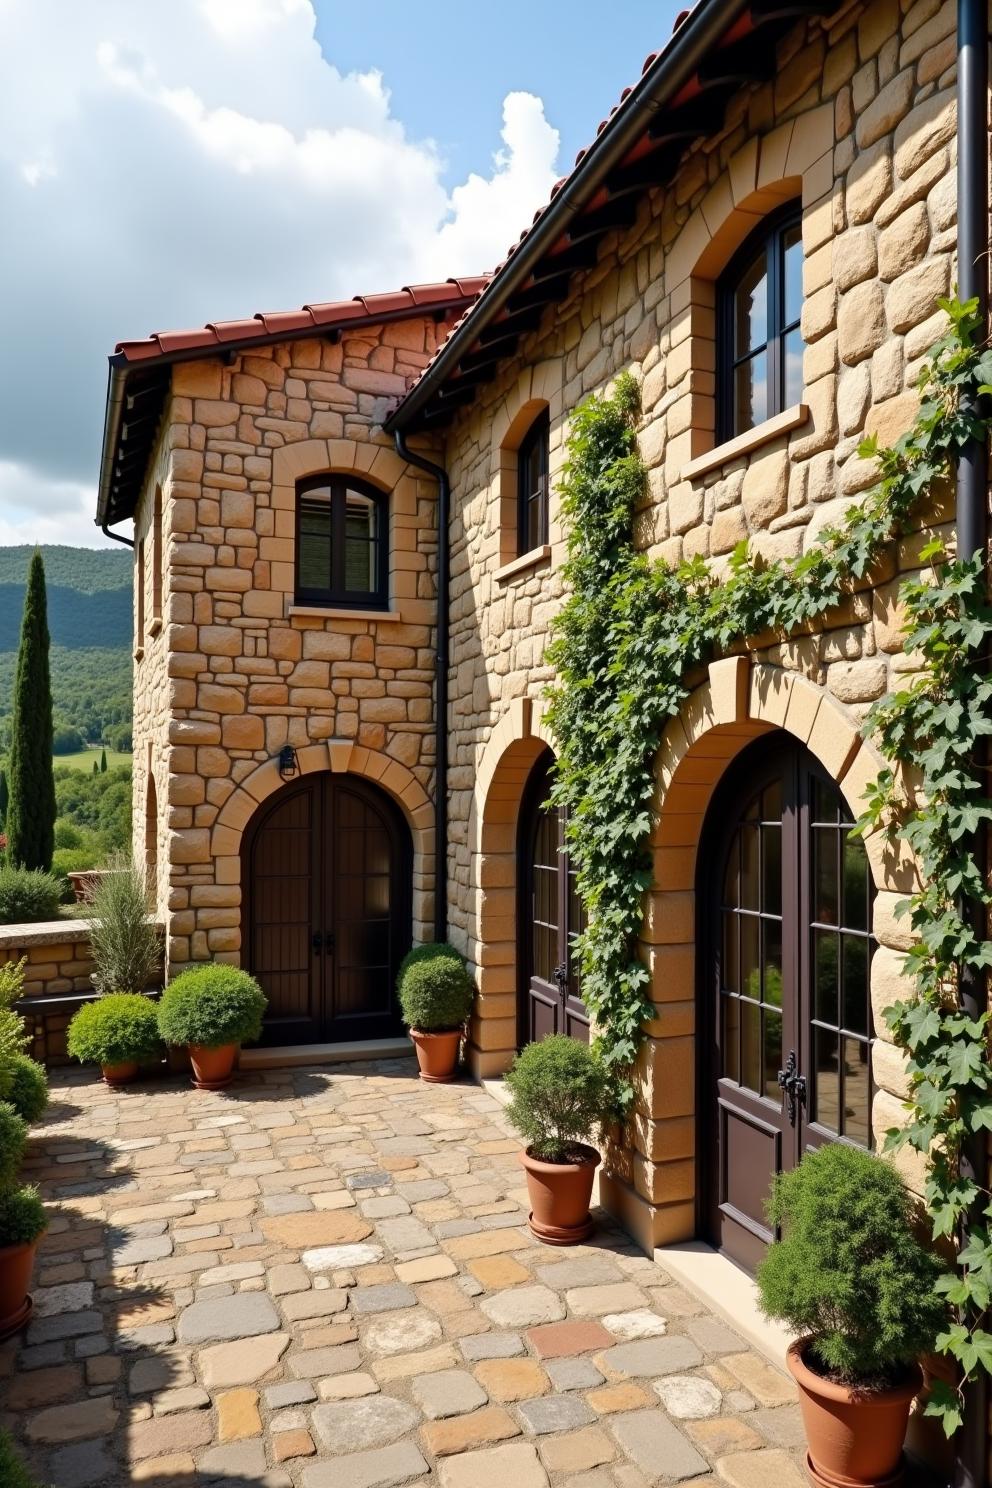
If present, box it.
[544,296,992,1432]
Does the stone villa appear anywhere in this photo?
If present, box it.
[96,0,970,1301]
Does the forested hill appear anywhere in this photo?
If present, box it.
[0,545,132,651]
[0,545,133,746]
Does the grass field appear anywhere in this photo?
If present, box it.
[53,749,133,772]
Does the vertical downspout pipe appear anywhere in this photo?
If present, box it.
[956,0,989,1483]
[393,431,449,944]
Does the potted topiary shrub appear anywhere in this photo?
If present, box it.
[157,966,267,1090]
[505,1035,609,1245]
[0,1098,44,1338]
[1,1055,48,1124]
[756,1143,947,1488]
[398,946,474,1083]
[66,994,161,1086]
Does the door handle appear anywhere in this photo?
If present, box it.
[312,931,323,953]
[777,1050,807,1127]
[324,932,335,954]
[553,962,568,995]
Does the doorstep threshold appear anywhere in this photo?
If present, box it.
[240,1036,413,1069]
[655,1240,793,1368]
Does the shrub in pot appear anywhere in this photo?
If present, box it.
[397,941,463,984]
[505,1035,609,1244]
[398,948,474,1082]
[0,1184,46,1339]
[756,1143,947,1488]
[2,1056,48,1124]
[67,994,161,1086]
[0,866,61,926]
[157,966,267,1089]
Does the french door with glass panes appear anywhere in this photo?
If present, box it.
[703,737,876,1274]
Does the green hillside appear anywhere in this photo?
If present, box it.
[0,546,133,746]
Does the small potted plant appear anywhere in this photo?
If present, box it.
[157,965,267,1089]
[757,1143,947,1488]
[2,1055,48,1124]
[0,1100,46,1338]
[67,994,161,1086]
[505,1035,608,1245]
[398,946,474,1083]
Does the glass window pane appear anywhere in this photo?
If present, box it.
[299,496,331,591]
[722,995,740,1082]
[723,837,739,908]
[762,824,781,916]
[735,252,768,355]
[842,934,869,1035]
[814,929,838,1024]
[740,998,760,1093]
[843,834,869,931]
[783,327,804,410]
[763,1008,783,1102]
[813,828,838,924]
[762,919,782,1007]
[734,353,768,435]
[741,825,759,910]
[842,1037,871,1145]
[813,778,839,824]
[741,915,760,1002]
[721,912,739,994]
[527,490,544,550]
[813,1027,840,1133]
[343,492,377,594]
[783,222,803,325]
[762,780,782,822]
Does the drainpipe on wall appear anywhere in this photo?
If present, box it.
[955,0,989,1483]
[100,521,134,550]
[392,431,449,945]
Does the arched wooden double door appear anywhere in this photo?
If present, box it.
[243,773,411,1045]
[702,736,876,1273]
[518,750,590,1045]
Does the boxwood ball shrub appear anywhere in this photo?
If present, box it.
[505,1036,609,1163]
[0,1184,47,1248]
[397,941,463,987]
[0,865,62,925]
[67,994,161,1069]
[756,1143,947,1386]
[398,952,474,1033]
[0,1101,27,1188]
[3,1055,48,1124]
[0,1429,43,1488]
[158,966,267,1050]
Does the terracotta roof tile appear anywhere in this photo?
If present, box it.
[113,278,490,364]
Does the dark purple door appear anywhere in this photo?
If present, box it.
[243,774,411,1045]
[703,737,876,1273]
[519,750,590,1045]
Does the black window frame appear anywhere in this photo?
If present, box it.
[295,475,388,610]
[717,202,803,443]
[516,408,550,557]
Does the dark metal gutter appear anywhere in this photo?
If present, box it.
[393,430,450,943]
[955,0,990,1482]
[385,0,750,433]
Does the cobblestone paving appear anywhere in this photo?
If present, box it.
[1,1060,811,1487]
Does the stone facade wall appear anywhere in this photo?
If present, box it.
[440,0,959,1245]
[132,314,458,973]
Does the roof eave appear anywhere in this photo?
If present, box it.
[385,0,748,434]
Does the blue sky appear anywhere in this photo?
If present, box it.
[314,3,684,187]
[0,0,682,545]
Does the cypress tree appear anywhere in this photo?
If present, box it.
[92,759,99,775]
[0,768,7,831]
[6,552,56,871]
[100,748,107,773]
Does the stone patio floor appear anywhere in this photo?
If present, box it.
[0,1058,812,1488]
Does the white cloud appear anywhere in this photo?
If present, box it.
[0,461,107,548]
[0,0,561,546]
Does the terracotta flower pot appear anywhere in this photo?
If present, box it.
[188,1043,239,1090]
[787,1337,922,1488]
[101,1061,138,1087]
[520,1144,600,1245]
[409,1027,461,1083]
[0,1240,37,1340]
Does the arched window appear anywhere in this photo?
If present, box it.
[296,476,387,609]
[717,204,803,441]
[517,409,550,556]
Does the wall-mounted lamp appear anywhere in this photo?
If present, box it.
[278,745,300,781]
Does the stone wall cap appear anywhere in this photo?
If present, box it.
[0,918,164,949]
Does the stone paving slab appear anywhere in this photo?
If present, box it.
[1,1058,814,1487]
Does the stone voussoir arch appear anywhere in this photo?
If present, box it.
[210,740,435,947]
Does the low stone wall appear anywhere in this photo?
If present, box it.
[0,919,164,1066]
